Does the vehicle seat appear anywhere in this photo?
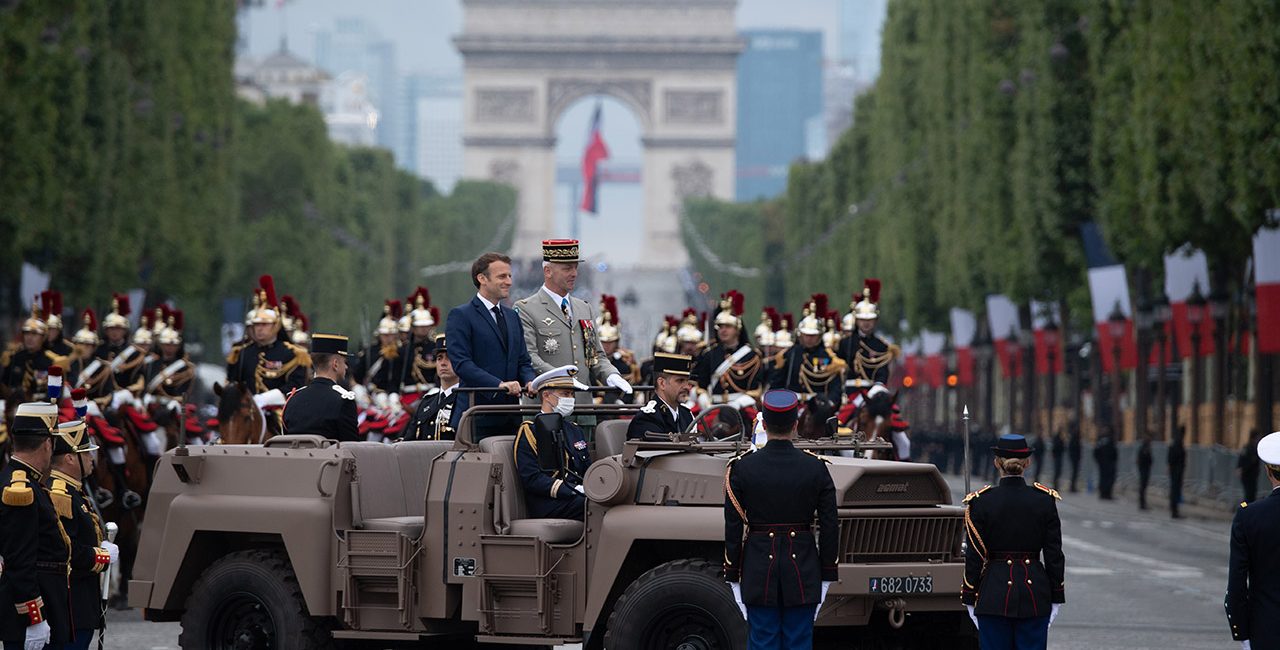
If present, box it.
[478,435,584,544]
[341,440,453,539]
[593,419,630,459]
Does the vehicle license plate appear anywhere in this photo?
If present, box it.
[868,575,933,594]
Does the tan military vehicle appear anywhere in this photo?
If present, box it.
[131,403,976,649]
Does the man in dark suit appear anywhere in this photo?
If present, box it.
[1225,431,1280,650]
[282,334,358,442]
[724,389,838,649]
[627,352,695,441]
[446,252,535,440]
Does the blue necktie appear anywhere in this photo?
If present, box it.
[561,298,569,318]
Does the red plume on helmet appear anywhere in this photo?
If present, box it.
[258,275,278,308]
[827,310,840,323]
[810,293,829,319]
[783,312,795,329]
[387,299,403,319]
[297,313,310,333]
[280,295,300,316]
[81,308,98,331]
[171,309,184,332]
[603,294,620,325]
[410,286,431,308]
[864,278,881,304]
[429,306,440,323]
[765,306,780,330]
[113,292,131,317]
[41,290,63,321]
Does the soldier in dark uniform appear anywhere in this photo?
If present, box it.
[724,389,837,649]
[0,402,64,649]
[49,417,116,650]
[226,277,311,413]
[627,353,695,441]
[408,335,459,441]
[1225,430,1280,650]
[768,296,846,404]
[143,311,194,402]
[838,279,897,395]
[351,300,404,393]
[962,434,1065,649]
[513,366,591,520]
[693,290,765,412]
[398,288,439,397]
[41,290,73,358]
[93,294,131,364]
[2,303,66,402]
[282,334,358,442]
[596,295,640,405]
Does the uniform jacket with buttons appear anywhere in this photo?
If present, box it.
[0,458,71,645]
[1226,485,1280,646]
[513,414,591,518]
[49,471,109,633]
[516,290,618,398]
[961,476,1066,618]
[724,439,839,607]
[282,376,358,442]
[626,398,694,441]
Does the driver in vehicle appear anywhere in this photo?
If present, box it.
[626,352,695,441]
[514,365,592,519]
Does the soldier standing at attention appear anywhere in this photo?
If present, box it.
[1224,430,1280,650]
[282,334,358,442]
[724,389,837,650]
[517,239,632,403]
[962,434,1065,650]
[1,402,66,650]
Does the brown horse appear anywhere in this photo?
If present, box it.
[92,412,153,608]
[797,395,839,440]
[213,381,269,445]
[848,389,899,460]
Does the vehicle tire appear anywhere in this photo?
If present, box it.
[179,548,335,650]
[604,558,747,650]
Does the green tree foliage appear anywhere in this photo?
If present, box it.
[1,2,514,355]
[684,0,1279,334]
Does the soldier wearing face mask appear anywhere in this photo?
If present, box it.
[513,365,592,520]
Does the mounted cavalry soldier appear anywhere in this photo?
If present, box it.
[768,295,845,405]
[226,276,311,432]
[398,287,440,399]
[962,434,1065,649]
[352,299,404,393]
[2,298,67,401]
[517,239,633,404]
[143,310,194,403]
[41,291,73,357]
[838,279,898,395]
[694,290,765,433]
[93,294,131,366]
[596,294,640,402]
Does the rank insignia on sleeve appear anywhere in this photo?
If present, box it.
[962,485,991,504]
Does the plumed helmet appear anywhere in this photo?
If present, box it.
[854,278,881,321]
[597,295,620,343]
[103,293,131,330]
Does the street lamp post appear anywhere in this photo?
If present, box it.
[1152,295,1171,441]
[1007,324,1019,432]
[1135,295,1154,439]
[1108,302,1127,435]
[1187,282,1206,445]
[1043,320,1060,440]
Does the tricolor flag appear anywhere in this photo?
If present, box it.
[1163,247,1214,358]
[986,294,1024,378]
[1083,223,1136,372]
[579,102,609,214]
[1256,226,1280,353]
[1030,300,1064,375]
[920,329,947,387]
[949,308,977,385]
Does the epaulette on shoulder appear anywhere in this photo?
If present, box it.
[640,400,657,414]
[1034,482,1062,500]
[1240,501,1248,509]
[46,350,70,369]
[285,342,312,367]
[803,449,831,464]
[772,350,787,367]
[962,485,991,504]
[49,479,72,519]
[226,342,245,365]
[2,470,34,507]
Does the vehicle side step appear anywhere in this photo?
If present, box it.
[339,530,420,631]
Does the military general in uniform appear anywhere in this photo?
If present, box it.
[517,239,632,404]
[1225,430,1280,650]
[282,334,358,442]
[962,434,1065,650]
[724,389,837,650]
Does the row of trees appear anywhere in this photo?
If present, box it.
[1,1,514,352]
[685,0,1279,334]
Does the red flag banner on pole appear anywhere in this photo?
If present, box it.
[1164,248,1215,358]
[950,308,977,385]
[920,329,946,387]
[579,102,609,214]
[1088,264,1138,372]
[986,295,1022,378]
[1256,226,1280,353]
[1030,300,1063,375]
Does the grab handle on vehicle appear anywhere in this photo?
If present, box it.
[316,459,339,497]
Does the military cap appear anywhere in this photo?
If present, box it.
[761,389,800,428]
[652,352,693,377]
[53,419,97,455]
[542,239,580,264]
[433,333,447,355]
[311,334,351,357]
[992,434,1033,458]
[13,402,58,438]
[531,365,589,393]
[1259,431,1280,467]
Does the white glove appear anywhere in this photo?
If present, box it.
[253,388,286,409]
[966,604,979,629]
[109,388,135,410]
[101,540,120,565]
[607,374,633,394]
[573,484,585,495]
[752,412,768,448]
[730,394,757,410]
[1050,603,1061,628]
[729,582,748,620]
[25,620,50,650]
[815,581,832,621]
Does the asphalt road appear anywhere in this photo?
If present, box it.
[98,477,1239,650]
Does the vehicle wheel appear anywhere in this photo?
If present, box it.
[179,549,334,650]
[604,558,747,650]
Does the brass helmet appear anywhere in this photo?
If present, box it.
[279,295,302,334]
[40,290,63,331]
[71,309,100,346]
[822,311,841,349]
[408,287,435,328]
[754,308,776,347]
[102,293,131,331]
[131,325,153,346]
[796,294,828,336]
[854,278,881,321]
[21,296,47,335]
[376,300,402,336]
[150,305,169,335]
[675,309,704,344]
[654,315,677,353]
[157,309,184,346]
[714,290,744,329]
[248,275,280,325]
[774,312,795,350]
[597,295,620,343]
[291,312,310,347]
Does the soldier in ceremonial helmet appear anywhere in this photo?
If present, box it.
[398,286,440,397]
[0,401,67,649]
[2,298,67,401]
[282,334,358,442]
[513,365,592,520]
[1225,430,1280,649]
[724,389,838,648]
[962,434,1065,649]
[596,295,640,404]
[839,279,898,395]
[226,276,311,434]
[143,310,194,402]
[352,299,404,393]
[94,293,131,366]
[768,295,845,404]
[41,291,72,357]
[773,312,796,353]
[675,309,705,358]
[693,290,765,413]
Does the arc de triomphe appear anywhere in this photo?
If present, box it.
[456,0,742,267]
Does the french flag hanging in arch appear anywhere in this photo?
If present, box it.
[579,102,609,214]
